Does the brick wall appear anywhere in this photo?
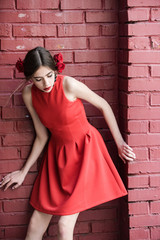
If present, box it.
[119,1,160,239]
[0,0,122,239]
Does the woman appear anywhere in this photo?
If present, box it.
[0,47,135,240]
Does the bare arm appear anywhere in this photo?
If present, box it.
[0,84,49,190]
[63,76,136,163]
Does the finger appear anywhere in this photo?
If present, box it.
[123,149,136,159]
[124,145,133,152]
[121,152,134,162]
[119,154,126,164]
[4,180,15,191]
[12,183,20,190]
[0,178,11,188]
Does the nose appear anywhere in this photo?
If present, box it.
[43,77,49,87]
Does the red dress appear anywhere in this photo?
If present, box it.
[30,75,127,215]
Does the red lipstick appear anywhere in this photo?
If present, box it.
[44,86,51,91]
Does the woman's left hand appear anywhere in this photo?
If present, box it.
[118,141,136,164]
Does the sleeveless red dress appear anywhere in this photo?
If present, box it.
[30,75,127,215]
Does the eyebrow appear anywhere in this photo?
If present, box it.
[33,71,53,79]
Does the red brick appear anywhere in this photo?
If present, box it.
[119,65,149,78]
[150,175,160,187]
[128,107,160,120]
[20,146,33,159]
[0,147,19,160]
[0,67,14,78]
[0,53,25,65]
[0,24,12,37]
[23,172,37,185]
[41,11,83,24]
[127,0,160,7]
[1,38,43,51]
[128,120,148,133]
[78,232,118,240]
[150,121,160,133]
[0,11,40,23]
[129,51,160,64]
[84,77,115,91]
[128,134,160,146]
[130,214,160,228]
[0,80,25,93]
[0,186,32,200]
[128,23,160,36]
[16,120,34,132]
[151,93,160,106]
[128,161,160,174]
[151,65,160,77]
[132,147,149,160]
[2,107,29,119]
[129,202,149,215]
[0,0,14,9]
[86,11,117,23]
[128,188,160,201]
[61,0,101,10]
[0,212,30,226]
[102,24,118,36]
[151,8,160,21]
[128,175,149,188]
[64,64,102,77]
[150,198,160,214]
[130,228,150,240]
[0,121,14,134]
[128,37,150,50]
[5,226,27,238]
[79,208,117,221]
[17,0,59,9]
[103,64,117,76]
[0,227,5,238]
[128,93,148,107]
[92,220,118,233]
[58,24,99,37]
[104,0,118,10]
[151,36,160,50]
[89,37,117,49]
[128,78,160,92]
[45,38,87,50]
[75,50,115,63]
[13,24,56,37]
[128,8,150,21]
[3,133,34,146]
[3,199,30,212]
[151,227,160,240]
[0,94,12,107]
[0,160,24,173]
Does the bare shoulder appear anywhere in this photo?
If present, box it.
[63,75,84,94]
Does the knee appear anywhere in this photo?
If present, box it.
[26,212,44,239]
[58,218,72,238]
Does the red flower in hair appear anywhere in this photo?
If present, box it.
[56,62,65,73]
[16,58,24,72]
[53,53,65,73]
[54,53,63,63]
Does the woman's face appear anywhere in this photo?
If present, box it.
[32,66,56,92]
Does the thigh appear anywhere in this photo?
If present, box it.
[29,209,53,231]
[58,212,79,228]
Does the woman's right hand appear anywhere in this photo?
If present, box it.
[0,170,26,191]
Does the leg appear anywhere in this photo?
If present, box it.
[25,210,53,240]
[58,212,79,240]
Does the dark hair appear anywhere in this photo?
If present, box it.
[23,47,57,80]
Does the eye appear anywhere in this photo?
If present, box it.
[47,73,53,78]
[35,78,42,82]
